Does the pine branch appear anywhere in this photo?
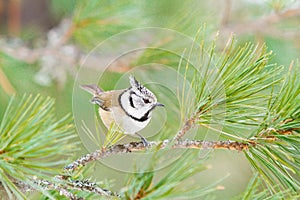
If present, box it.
[64,115,299,196]
[242,62,300,195]
[0,94,77,199]
[64,139,252,172]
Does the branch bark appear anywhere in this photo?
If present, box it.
[174,117,196,140]
[64,139,252,172]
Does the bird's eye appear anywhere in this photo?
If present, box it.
[143,98,150,104]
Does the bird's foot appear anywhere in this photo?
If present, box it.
[135,133,150,147]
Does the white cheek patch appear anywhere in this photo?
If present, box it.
[132,94,142,108]
[120,90,152,120]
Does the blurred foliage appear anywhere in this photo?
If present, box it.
[71,0,139,48]
[50,0,77,18]
[0,52,75,117]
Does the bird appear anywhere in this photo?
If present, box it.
[81,75,164,146]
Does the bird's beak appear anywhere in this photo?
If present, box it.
[155,102,164,107]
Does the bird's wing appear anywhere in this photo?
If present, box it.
[99,90,124,110]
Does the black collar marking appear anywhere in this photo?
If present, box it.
[119,89,151,122]
[133,110,150,122]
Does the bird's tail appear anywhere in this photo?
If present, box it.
[80,84,103,95]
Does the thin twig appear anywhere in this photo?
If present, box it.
[1,176,119,199]
[34,179,82,200]
[64,139,253,172]
[220,0,232,27]
[0,179,83,200]
[56,175,119,197]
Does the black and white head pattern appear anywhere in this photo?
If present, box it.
[119,75,158,122]
[129,75,157,108]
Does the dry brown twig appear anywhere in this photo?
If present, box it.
[220,7,300,39]
[0,68,16,95]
